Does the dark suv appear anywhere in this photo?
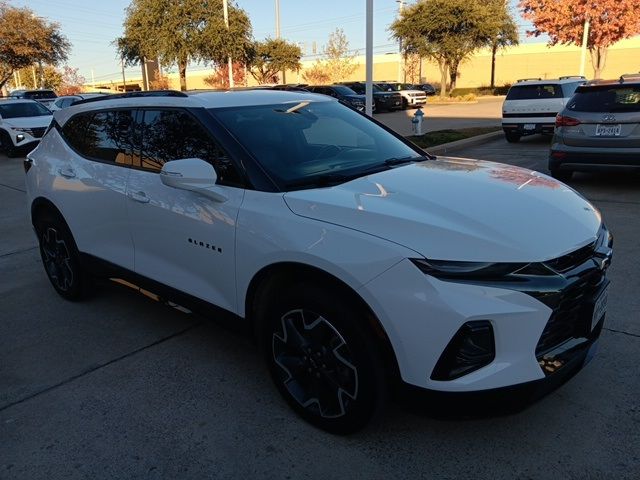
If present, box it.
[9,89,57,108]
[550,74,640,181]
[306,85,369,112]
[341,82,402,112]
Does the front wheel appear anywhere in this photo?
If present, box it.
[504,131,521,143]
[0,130,17,157]
[35,212,89,301]
[261,283,388,434]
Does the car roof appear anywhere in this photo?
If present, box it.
[511,77,586,86]
[53,90,335,125]
[0,98,43,104]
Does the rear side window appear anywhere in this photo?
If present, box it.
[62,110,134,165]
[136,109,241,185]
[506,84,562,100]
[25,90,57,100]
[561,81,584,98]
[566,86,640,113]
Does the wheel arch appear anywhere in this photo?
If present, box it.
[31,197,67,227]
[246,261,401,384]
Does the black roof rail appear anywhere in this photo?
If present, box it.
[559,75,586,80]
[516,78,542,83]
[71,90,188,106]
[619,72,640,83]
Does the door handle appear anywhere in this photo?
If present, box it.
[127,191,150,204]
[57,168,76,179]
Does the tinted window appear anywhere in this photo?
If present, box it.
[506,84,562,100]
[137,109,241,185]
[332,86,357,96]
[82,110,134,164]
[61,113,93,152]
[567,86,640,113]
[211,101,423,190]
[24,90,57,100]
[561,81,584,98]
[0,102,51,118]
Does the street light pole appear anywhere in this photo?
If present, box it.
[275,0,285,84]
[579,17,590,77]
[396,0,405,83]
[223,0,234,89]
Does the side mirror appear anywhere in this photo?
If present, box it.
[160,158,227,202]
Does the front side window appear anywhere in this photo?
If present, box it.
[211,100,424,190]
[136,109,241,185]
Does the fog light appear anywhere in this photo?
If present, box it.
[16,134,25,143]
[431,320,495,381]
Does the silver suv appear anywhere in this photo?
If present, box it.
[549,74,640,181]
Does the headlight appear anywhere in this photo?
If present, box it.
[410,258,530,279]
[13,127,30,132]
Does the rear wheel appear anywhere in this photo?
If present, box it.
[550,169,573,182]
[35,211,89,301]
[260,282,388,434]
[504,131,521,143]
[401,98,408,110]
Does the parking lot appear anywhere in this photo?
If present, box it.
[1,134,639,479]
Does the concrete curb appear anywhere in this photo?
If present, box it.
[426,129,503,156]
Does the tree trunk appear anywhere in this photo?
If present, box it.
[590,46,607,80]
[449,60,459,92]
[178,59,188,91]
[438,59,448,99]
[490,42,498,89]
[0,72,13,91]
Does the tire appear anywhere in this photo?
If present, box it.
[0,130,17,157]
[260,282,388,434]
[550,169,573,182]
[402,98,408,110]
[505,132,521,143]
[35,211,89,301]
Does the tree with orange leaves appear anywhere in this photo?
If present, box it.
[520,0,640,79]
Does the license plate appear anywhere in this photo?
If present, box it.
[523,124,535,131]
[591,286,608,331]
[595,124,621,136]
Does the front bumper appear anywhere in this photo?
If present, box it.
[359,243,610,394]
[2,126,45,148]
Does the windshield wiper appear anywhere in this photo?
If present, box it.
[384,155,427,166]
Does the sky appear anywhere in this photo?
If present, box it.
[14,0,538,83]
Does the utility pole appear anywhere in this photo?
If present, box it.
[31,66,37,89]
[223,0,234,89]
[38,61,44,88]
[275,0,285,84]
[396,0,405,83]
[365,0,373,116]
[121,58,126,92]
[579,17,590,77]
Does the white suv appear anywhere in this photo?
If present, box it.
[0,99,53,157]
[25,90,612,433]
[502,76,585,142]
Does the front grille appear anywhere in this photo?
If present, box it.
[544,241,596,273]
[534,266,605,356]
[21,127,47,138]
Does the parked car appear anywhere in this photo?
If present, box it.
[341,82,403,112]
[0,99,53,157]
[376,82,427,109]
[413,83,437,96]
[49,93,108,111]
[9,89,58,108]
[502,76,586,143]
[306,85,370,112]
[25,90,611,433]
[549,73,640,181]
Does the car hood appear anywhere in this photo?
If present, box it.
[283,157,601,262]
[2,116,53,129]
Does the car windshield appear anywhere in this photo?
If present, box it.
[332,86,357,96]
[0,102,51,118]
[347,84,383,95]
[506,84,563,100]
[212,100,425,190]
[567,86,640,113]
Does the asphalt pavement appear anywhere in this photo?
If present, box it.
[1,132,639,479]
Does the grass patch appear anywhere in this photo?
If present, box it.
[407,127,500,148]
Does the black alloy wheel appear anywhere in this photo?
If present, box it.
[36,212,88,300]
[262,283,388,434]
